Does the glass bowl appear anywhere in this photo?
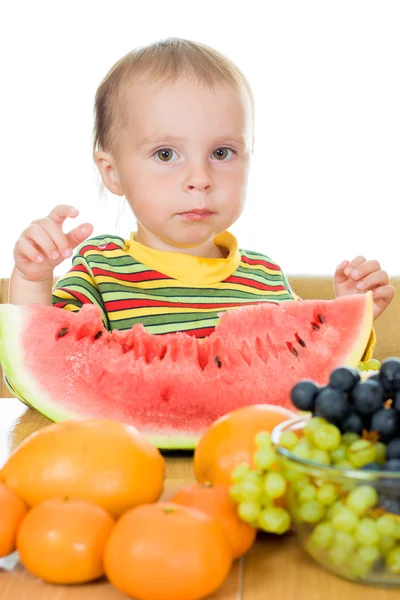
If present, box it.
[271,416,400,588]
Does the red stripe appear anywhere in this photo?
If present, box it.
[241,255,281,270]
[91,267,169,282]
[104,298,259,312]
[224,275,286,291]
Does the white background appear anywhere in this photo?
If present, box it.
[0,0,399,278]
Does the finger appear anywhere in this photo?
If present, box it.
[47,205,79,226]
[343,255,367,277]
[372,285,395,319]
[372,284,395,302]
[355,269,389,291]
[40,217,76,259]
[334,260,350,285]
[66,223,94,249]
[347,259,381,281]
[14,238,45,264]
[23,224,62,261]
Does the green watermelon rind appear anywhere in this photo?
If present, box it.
[0,305,199,449]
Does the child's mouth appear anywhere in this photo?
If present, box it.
[178,209,214,221]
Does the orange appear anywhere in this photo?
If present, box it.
[104,502,232,600]
[0,481,28,557]
[17,498,114,584]
[1,418,165,518]
[171,482,256,559]
[194,404,295,485]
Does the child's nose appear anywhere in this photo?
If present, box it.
[184,163,212,192]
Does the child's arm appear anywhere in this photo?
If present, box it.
[334,256,394,320]
[9,205,93,305]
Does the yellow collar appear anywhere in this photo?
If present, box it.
[125,231,241,285]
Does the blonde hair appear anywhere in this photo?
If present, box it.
[93,37,255,156]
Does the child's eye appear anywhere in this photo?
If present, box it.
[153,148,178,162]
[212,147,237,160]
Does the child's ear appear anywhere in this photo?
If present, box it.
[94,151,124,196]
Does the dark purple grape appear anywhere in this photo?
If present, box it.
[368,372,381,383]
[360,462,381,471]
[380,358,400,394]
[341,411,364,435]
[387,438,400,461]
[329,367,360,393]
[352,380,384,415]
[394,391,400,412]
[314,387,349,423]
[383,459,400,472]
[393,369,400,392]
[371,408,400,443]
[291,380,320,412]
[379,496,400,515]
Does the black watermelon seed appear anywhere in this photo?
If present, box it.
[57,328,69,338]
[214,356,222,368]
[311,322,320,330]
[94,331,103,340]
[318,314,325,324]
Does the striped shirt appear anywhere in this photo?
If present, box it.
[52,231,296,336]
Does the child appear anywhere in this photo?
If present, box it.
[10,38,394,335]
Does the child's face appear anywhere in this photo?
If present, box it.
[96,77,252,253]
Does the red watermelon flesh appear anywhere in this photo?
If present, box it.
[0,294,373,449]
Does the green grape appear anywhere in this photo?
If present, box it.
[394,520,400,541]
[364,358,381,371]
[279,431,299,450]
[313,424,341,451]
[326,500,345,521]
[304,417,327,440]
[342,432,360,446]
[336,460,353,469]
[292,441,311,460]
[375,442,387,465]
[238,500,261,523]
[310,521,334,549]
[385,546,400,574]
[348,555,371,578]
[299,501,325,524]
[310,449,331,465]
[231,463,251,482]
[357,361,365,372]
[376,514,397,537]
[348,439,377,468]
[263,472,287,499]
[239,473,263,500]
[316,483,338,506]
[254,447,276,470]
[346,485,378,516]
[255,431,272,449]
[259,491,273,508]
[378,535,397,556]
[354,518,379,546]
[283,465,305,483]
[229,483,246,503]
[332,506,358,533]
[298,483,317,504]
[328,532,356,565]
[258,506,291,535]
[330,444,348,464]
[356,545,381,565]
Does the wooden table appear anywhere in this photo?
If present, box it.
[0,398,399,600]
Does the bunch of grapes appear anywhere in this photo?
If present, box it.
[280,421,400,578]
[291,358,400,476]
[229,432,292,535]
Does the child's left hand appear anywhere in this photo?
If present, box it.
[334,256,395,320]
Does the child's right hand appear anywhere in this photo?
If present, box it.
[13,205,94,282]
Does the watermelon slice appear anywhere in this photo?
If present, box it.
[0,294,373,449]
